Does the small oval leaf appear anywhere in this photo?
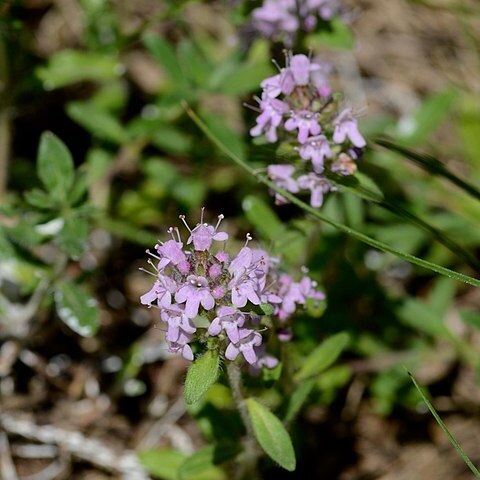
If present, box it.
[178,444,238,480]
[295,332,350,381]
[55,280,99,337]
[38,132,74,202]
[184,350,220,405]
[138,448,186,480]
[246,398,296,472]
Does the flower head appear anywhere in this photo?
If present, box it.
[140,210,325,372]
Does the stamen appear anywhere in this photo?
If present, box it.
[167,227,177,241]
[179,215,192,233]
[146,249,161,260]
[200,207,205,224]
[245,233,253,247]
[147,259,159,272]
[215,214,224,231]
[174,227,182,243]
[243,102,262,113]
[271,58,282,72]
[139,267,157,277]
[301,265,309,274]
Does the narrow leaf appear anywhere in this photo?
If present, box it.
[67,102,128,144]
[138,448,186,480]
[185,106,480,288]
[143,34,186,86]
[37,132,74,202]
[57,216,89,259]
[295,332,350,381]
[178,444,238,480]
[284,378,316,424]
[375,138,480,202]
[246,398,296,471]
[409,373,480,479]
[184,350,220,405]
[24,189,56,209]
[55,280,99,337]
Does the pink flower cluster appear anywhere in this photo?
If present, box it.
[140,210,324,373]
[250,53,366,208]
[252,0,341,45]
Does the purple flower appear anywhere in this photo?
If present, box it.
[182,213,228,251]
[285,110,321,144]
[175,275,215,318]
[162,307,196,344]
[298,135,332,173]
[333,108,366,148]
[168,341,194,361]
[299,276,326,302]
[156,239,187,270]
[267,164,299,205]
[307,0,340,20]
[252,0,299,40]
[250,96,289,143]
[140,274,177,308]
[228,247,261,308]
[288,54,322,87]
[297,173,332,208]
[225,328,263,364]
[248,347,279,376]
[208,306,246,343]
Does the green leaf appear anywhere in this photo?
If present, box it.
[375,138,480,202]
[138,448,186,480]
[284,378,316,424]
[202,114,245,162]
[242,195,284,242]
[57,215,89,259]
[185,106,480,288]
[217,62,275,96]
[36,50,121,89]
[177,40,210,87]
[68,172,89,206]
[37,132,74,202]
[260,303,274,316]
[409,373,480,479]
[24,189,57,209]
[184,350,220,405]
[295,332,350,381]
[0,229,14,260]
[55,280,99,337]
[143,34,186,86]
[397,299,450,337]
[67,102,128,144]
[178,444,239,480]
[460,310,480,330]
[246,398,296,471]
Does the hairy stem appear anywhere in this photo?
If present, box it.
[226,362,260,480]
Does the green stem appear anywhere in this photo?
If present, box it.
[226,362,260,480]
[184,104,480,288]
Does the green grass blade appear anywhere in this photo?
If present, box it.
[375,138,480,202]
[409,372,480,479]
[184,104,480,288]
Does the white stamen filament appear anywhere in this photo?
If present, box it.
[139,267,157,277]
[215,214,224,231]
[179,215,192,233]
